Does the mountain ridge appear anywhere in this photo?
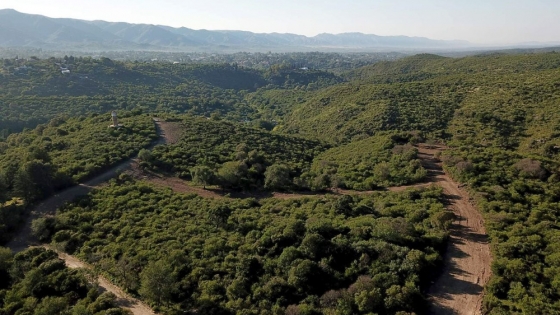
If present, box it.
[0,9,470,51]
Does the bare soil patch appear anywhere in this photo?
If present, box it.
[153,118,182,144]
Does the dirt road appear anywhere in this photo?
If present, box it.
[128,141,491,314]
[6,119,172,252]
[6,126,490,315]
[6,118,172,315]
[392,145,492,315]
[54,250,156,315]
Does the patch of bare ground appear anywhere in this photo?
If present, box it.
[153,118,182,144]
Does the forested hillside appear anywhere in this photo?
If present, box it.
[279,52,560,144]
[3,51,560,314]
[309,133,427,190]
[0,56,342,136]
[145,116,328,191]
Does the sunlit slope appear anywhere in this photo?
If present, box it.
[279,52,560,145]
[447,66,560,155]
[279,79,465,143]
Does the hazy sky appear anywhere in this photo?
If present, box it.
[2,0,559,45]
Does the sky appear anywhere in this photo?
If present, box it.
[1,0,559,45]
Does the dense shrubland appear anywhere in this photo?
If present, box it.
[0,246,129,315]
[41,180,452,314]
[308,133,427,190]
[3,51,560,314]
[0,113,156,243]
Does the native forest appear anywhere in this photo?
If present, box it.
[1,49,560,315]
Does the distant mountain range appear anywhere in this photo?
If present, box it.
[0,9,471,52]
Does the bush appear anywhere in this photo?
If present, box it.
[514,158,547,179]
[31,217,56,242]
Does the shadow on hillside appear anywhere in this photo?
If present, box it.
[204,187,336,199]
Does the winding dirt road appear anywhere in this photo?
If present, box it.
[6,118,173,315]
[5,126,491,315]
[392,145,492,315]
[7,119,173,252]
[131,143,492,314]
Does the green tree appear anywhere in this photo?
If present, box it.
[31,217,55,242]
[13,160,55,202]
[139,260,176,306]
[34,296,68,315]
[138,148,153,163]
[0,174,6,202]
[264,163,291,190]
[191,165,214,189]
[217,161,247,189]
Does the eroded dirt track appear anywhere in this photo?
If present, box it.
[391,145,491,315]
[54,250,156,315]
[6,119,170,315]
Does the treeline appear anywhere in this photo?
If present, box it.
[40,180,452,314]
[0,246,130,314]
